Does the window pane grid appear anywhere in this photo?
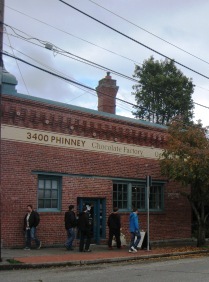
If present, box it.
[132,185,145,210]
[150,186,162,210]
[113,182,163,211]
[38,177,60,210]
[113,183,128,209]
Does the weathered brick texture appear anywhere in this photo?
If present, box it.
[1,94,191,248]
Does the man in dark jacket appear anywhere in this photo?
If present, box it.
[77,206,91,252]
[64,205,77,250]
[23,204,41,250]
[107,207,121,249]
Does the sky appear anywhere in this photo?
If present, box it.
[3,0,209,126]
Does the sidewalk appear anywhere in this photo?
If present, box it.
[1,245,209,270]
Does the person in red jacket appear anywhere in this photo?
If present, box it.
[23,205,41,250]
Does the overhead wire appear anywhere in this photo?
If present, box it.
[3,25,209,113]
[4,49,209,131]
[1,50,162,115]
[59,0,209,81]
[3,7,140,115]
[88,0,209,66]
[7,3,209,83]
[4,22,209,96]
[4,51,209,131]
[4,7,209,94]
[4,26,30,95]
[1,49,137,114]
[5,5,142,66]
[2,43,99,105]
[3,23,138,84]
[195,85,209,93]
[3,25,138,109]
[3,33,139,114]
[3,5,209,122]
[2,4,208,129]
[3,33,137,110]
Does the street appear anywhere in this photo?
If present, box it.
[1,256,209,282]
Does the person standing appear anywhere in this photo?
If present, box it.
[107,207,121,249]
[77,206,92,252]
[23,205,41,250]
[64,205,77,251]
[129,207,141,253]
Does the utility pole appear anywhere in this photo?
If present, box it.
[146,175,152,251]
[0,0,4,67]
[0,0,4,263]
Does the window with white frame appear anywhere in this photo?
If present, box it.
[38,176,61,211]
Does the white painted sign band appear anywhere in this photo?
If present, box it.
[1,125,163,159]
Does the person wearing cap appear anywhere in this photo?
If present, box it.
[64,205,77,250]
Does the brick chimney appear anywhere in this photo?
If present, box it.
[96,72,119,114]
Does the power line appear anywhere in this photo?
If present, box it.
[195,85,209,93]
[5,21,209,97]
[3,42,135,113]
[3,11,209,115]
[3,48,209,133]
[2,51,146,111]
[4,26,30,95]
[5,5,142,66]
[4,25,140,112]
[4,28,209,113]
[193,102,209,110]
[3,51,209,128]
[59,0,209,81]
[5,5,209,89]
[88,0,209,66]
[3,4,208,125]
[3,23,138,84]
[2,44,97,102]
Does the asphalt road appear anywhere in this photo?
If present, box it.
[1,256,209,282]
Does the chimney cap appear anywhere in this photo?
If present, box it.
[106,72,111,78]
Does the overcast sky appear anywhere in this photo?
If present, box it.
[3,0,209,126]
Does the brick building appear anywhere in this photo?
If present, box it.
[1,69,191,248]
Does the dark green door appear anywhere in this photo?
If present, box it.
[77,198,106,244]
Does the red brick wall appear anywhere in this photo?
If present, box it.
[1,94,191,247]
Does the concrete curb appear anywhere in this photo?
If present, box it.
[0,249,209,271]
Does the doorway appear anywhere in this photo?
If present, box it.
[77,197,106,244]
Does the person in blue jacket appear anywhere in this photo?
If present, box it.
[129,207,141,253]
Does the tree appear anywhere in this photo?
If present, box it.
[132,56,194,125]
[160,119,209,246]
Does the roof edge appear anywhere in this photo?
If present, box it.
[4,92,167,130]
